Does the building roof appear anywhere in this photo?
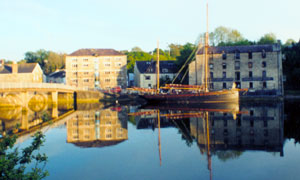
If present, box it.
[68,48,125,56]
[197,44,281,55]
[71,140,126,148]
[0,63,39,74]
[48,70,65,78]
[135,60,178,74]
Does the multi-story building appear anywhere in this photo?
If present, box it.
[65,49,127,89]
[134,60,178,88]
[0,60,43,83]
[189,44,284,96]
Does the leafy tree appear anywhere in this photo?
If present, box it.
[0,132,48,179]
[24,50,65,75]
[131,46,143,52]
[257,33,277,44]
[168,44,182,58]
[175,43,196,84]
[284,39,296,46]
[152,48,172,61]
[282,41,300,90]
[126,51,153,73]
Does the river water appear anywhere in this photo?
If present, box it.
[1,100,300,180]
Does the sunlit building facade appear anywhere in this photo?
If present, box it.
[65,49,127,89]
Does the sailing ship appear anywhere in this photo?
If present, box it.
[133,3,244,104]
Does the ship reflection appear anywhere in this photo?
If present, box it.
[66,107,128,148]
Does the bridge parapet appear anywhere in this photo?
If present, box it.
[0,83,90,92]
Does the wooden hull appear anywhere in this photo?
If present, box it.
[140,89,239,104]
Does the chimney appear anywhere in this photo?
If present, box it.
[0,59,4,67]
[12,61,18,74]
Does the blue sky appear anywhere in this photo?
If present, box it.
[0,0,299,60]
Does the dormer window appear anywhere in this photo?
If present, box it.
[262,49,266,58]
[222,51,227,60]
[235,50,240,59]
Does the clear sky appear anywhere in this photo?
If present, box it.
[0,0,299,60]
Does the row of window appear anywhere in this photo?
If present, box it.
[218,81,267,89]
[72,57,122,62]
[219,50,267,60]
[210,119,268,128]
[71,62,122,68]
[209,61,267,70]
[210,70,267,79]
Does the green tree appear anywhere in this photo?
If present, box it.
[24,49,49,69]
[282,41,300,90]
[168,44,182,58]
[175,43,196,84]
[257,33,277,44]
[284,39,296,46]
[131,46,143,52]
[44,51,65,74]
[0,132,48,179]
[126,51,153,73]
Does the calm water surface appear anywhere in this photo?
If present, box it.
[3,100,300,180]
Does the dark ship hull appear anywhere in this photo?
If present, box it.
[140,89,239,104]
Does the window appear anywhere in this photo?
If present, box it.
[105,79,110,82]
[73,72,78,76]
[222,63,226,69]
[222,51,227,60]
[84,72,89,75]
[145,76,151,80]
[235,82,241,88]
[115,57,122,60]
[210,83,214,89]
[210,72,213,79]
[83,59,88,62]
[72,64,78,68]
[249,71,253,78]
[222,72,226,78]
[223,120,228,127]
[162,68,168,73]
[248,62,253,68]
[84,79,89,82]
[262,61,266,68]
[248,51,253,59]
[263,81,267,88]
[210,52,213,60]
[249,82,253,89]
[104,63,111,67]
[72,59,78,62]
[235,51,240,59]
[250,110,254,116]
[235,61,240,70]
[83,64,89,67]
[264,120,268,127]
[262,70,266,77]
[235,72,240,80]
[104,57,111,61]
[223,82,227,89]
[105,71,110,75]
[209,63,214,70]
[115,62,122,67]
[262,49,266,58]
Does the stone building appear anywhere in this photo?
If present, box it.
[189,44,284,96]
[134,60,178,88]
[65,49,127,89]
[0,61,43,83]
[67,108,128,148]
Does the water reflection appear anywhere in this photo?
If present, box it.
[67,107,128,148]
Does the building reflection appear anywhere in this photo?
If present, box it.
[190,101,284,158]
[67,107,128,148]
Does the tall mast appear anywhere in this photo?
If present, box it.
[204,3,209,92]
[157,40,160,94]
